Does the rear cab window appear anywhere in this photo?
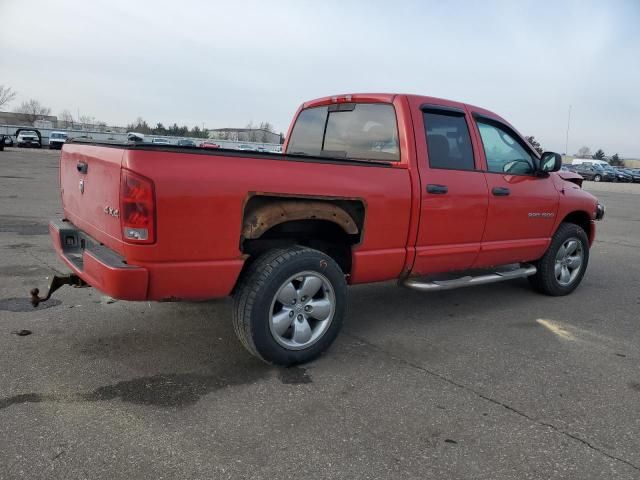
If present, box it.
[286,103,400,162]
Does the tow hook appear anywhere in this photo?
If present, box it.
[30,274,87,307]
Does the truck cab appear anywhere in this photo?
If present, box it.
[48,131,69,150]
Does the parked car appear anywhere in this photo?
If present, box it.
[601,163,629,182]
[571,158,609,168]
[177,139,197,147]
[621,168,640,183]
[237,144,254,151]
[200,141,220,149]
[48,131,69,150]
[574,163,612,182]
[127,132,145,143]
[613,168,632,182]
[37,93,604,366]
[0,135,4,151]
[16,129,41,148]
[151,138,171,145]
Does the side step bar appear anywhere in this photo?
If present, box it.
[402,264,537,292]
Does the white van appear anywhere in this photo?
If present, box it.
[571,158,609,167]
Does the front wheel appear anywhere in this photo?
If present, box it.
[594,174,602,182]
[529,223,589,296]
[233,247,347,365]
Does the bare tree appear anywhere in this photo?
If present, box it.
[259,121,275,133]
[576,146,591,159]
[14,99,52,123]
[79,115,96,129]
[58,110,74,128]
[0,85,17,109]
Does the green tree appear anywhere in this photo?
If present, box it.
[153,123,166,135]
[126,117,152,134]
[191,125,207,138]
[609,153,624,166]
[593,149,605,160]
[525,135,544,155]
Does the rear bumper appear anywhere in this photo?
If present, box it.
[49,220,149,300]
[50,219,245,301]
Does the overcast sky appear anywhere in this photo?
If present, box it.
[1,0,638,156]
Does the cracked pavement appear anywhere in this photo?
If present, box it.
[1,148,639,479]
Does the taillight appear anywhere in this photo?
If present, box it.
[120,169,155,243]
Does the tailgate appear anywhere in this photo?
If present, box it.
[60,144,125,255]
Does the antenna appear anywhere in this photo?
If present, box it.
[565,105,572,156]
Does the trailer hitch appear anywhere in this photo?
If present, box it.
[30,274,87,307]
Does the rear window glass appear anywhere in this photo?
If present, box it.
[287,103,399,161]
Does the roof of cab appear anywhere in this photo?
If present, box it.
[302,92,508,124]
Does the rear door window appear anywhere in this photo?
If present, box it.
[287,103,399,161]
[423,111,475,170]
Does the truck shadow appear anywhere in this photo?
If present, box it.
[0,301,312,410]
[0,279,545,411]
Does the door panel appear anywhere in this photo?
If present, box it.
[415,170,489,274]
[469,116,559,267]
[476,173,559,267]
[409,101,489,276]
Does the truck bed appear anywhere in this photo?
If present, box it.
[57,140,413,300]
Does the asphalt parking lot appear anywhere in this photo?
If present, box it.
[1,148,639,479]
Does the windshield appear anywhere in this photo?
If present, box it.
[287,103,399,161]
[51,133,68,139]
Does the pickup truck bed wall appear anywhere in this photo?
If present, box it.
[59,142,413,300]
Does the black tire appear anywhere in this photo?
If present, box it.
[232,246,347,365]
[594,174,601,182]
[529,223,589,296]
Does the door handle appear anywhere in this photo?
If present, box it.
[492,187,510,196]
[427,184,448,194]
[77,162,88,174]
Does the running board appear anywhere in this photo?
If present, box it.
[402,264,537,292]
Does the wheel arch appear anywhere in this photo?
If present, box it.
[240,195,366,275]
[560,210,594,246]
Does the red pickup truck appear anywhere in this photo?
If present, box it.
[36,93,605,365]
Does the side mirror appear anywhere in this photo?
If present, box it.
[540,151,562,173]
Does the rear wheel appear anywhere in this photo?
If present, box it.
[594,174,602,182]
[233,247,347,365]
[529,223,589,296]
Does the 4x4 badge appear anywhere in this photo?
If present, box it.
[104,206,119,218]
